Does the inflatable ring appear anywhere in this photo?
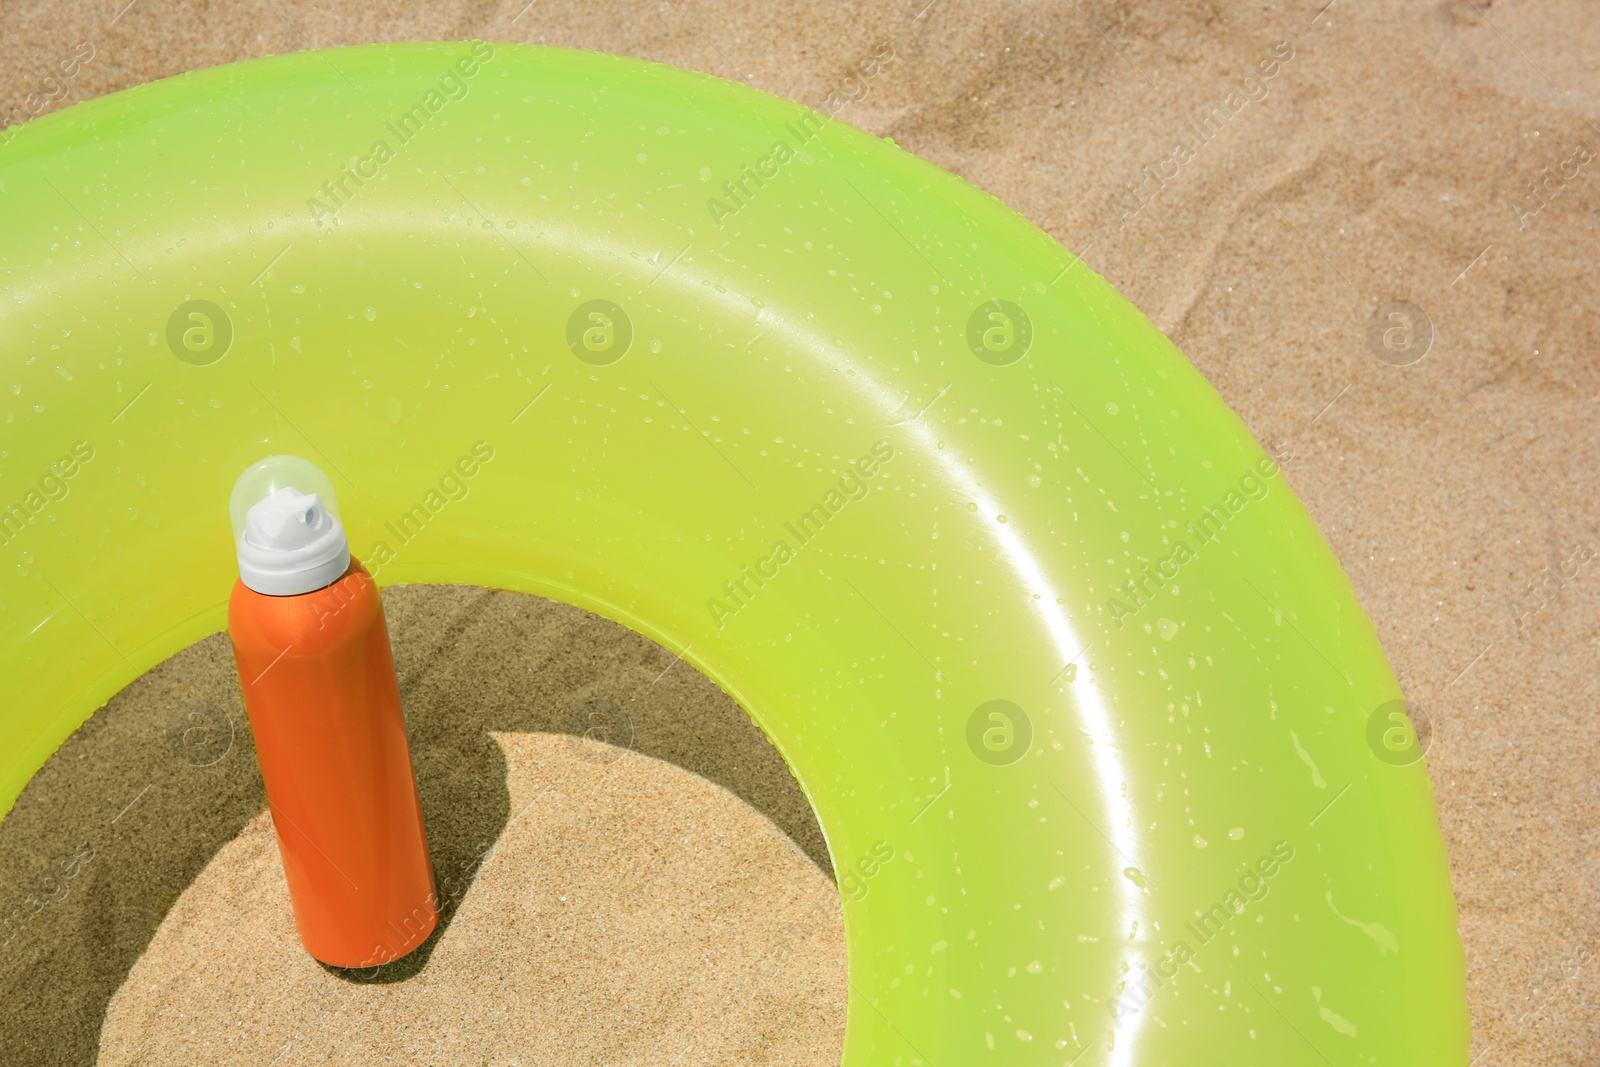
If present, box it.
[0,41,1467,1062]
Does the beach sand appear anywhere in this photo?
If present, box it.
[97,732,846,1067]
[0,585,843,1065]
[1,0,1597,1063]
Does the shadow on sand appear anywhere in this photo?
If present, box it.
[0,584,832,1062]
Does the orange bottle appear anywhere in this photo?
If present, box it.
[226,455,437,968]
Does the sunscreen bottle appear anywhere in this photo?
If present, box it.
[226,455,437,967]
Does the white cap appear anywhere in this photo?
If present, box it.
[230,456,351,596]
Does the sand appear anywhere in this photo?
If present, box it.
[98,733,845,1067]
[0,586,841,1065]
[1,0,1598,1063]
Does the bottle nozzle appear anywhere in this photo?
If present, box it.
[230,456,351,596]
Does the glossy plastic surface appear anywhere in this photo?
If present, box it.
[0,41,1467,1063]
[229,558,436,967]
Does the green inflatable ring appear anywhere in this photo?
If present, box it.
[0,40,1466,1063]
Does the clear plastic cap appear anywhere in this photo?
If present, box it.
[229,455,351,596]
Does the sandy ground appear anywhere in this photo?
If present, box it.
[1,0,1598,1063]
[0,585,842,1065]
[97,732,845,1067]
